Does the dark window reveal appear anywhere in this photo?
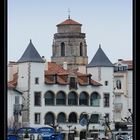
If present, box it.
[34,92,41,106]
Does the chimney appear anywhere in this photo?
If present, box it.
[63,62,67,70]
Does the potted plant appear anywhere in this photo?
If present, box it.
[24,129,30,140]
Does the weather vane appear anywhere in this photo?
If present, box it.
[68,8,71,19]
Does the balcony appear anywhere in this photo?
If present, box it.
[114,103,123,112]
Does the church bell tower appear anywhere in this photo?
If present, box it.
[51,15,88,72]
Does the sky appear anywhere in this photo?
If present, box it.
[8,0,132,63]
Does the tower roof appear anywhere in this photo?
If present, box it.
[57,18,82,26]
[17,39,45,63]
[87,45,113,67]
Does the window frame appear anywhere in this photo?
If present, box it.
[103,93,110,107]
[35,77,39,84]
[34,92,41,106]
[34,113,41,124]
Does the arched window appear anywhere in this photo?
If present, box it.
[68,112,77,123]
[79,92,89,106]
[90,92,100,107]
[80,42,83,56]
[57,112,66,123]
[56,91,66,105]
[68,92,78,105]
[44,91,54,105]
[61,42,65,56]
[44,112,55,125]
[90,114,99,123]
[116,80,121,89]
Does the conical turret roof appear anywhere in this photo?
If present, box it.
[87,45,113,67]
[17,39,45,63]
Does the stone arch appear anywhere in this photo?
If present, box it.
[68,112,78,123]
[44,90,55,105]
[44,112,55,125]
[56,91,66,105]
[79,91,89,106]
[68,91,78,105]
[90,92,101,107]
[57,112,66,123]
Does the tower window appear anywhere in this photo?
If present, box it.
[35,77,39,84]
[105,81,108,86]
[61,42,65,56]
[80,42,83,56]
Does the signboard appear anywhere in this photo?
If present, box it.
[37,127,54,134]
[80,117,88,126]
[17,127,37,133]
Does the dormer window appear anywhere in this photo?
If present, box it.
[69,77,77,90]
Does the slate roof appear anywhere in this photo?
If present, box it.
[57,18,82,26]
[17,40,45,63]
[87,45,114,67]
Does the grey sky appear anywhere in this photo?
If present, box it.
[8,0,132,63]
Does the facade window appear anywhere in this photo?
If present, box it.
[56,91,66,105]
[116,80,121,89]
[90,92,100,107]
[44,112,55,125]
[57,112,66,123]
[68,92,77,105]
[105,81,108,86]
[34,92,41,106]
[90,114,99,123]
[35,77,39,84]
[104,93,110,107]
[44,91,54,105]
[80,42,83,56]
[61,42,65,56]
[68,112,77,123]
[69,77,77,90]
[15,96,19,104]
[79,92,89,106]
[34,113,41,124]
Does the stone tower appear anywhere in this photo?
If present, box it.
[51,17,88,72]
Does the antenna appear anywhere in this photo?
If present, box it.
[68,8,71,19]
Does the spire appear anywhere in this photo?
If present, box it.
[30,39,32,43]
[87,46,113,67]
[17,39,45,63]
[68,8,70,19]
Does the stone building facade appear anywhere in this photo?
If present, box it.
[51,18,88,72]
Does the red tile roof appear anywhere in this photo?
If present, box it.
[8,62,102,87]
[8,73,18,87]
[45,62,102,86]
[121,60,133,70]
[57,19,82,26]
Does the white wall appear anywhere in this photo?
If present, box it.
[7,89,22,128]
